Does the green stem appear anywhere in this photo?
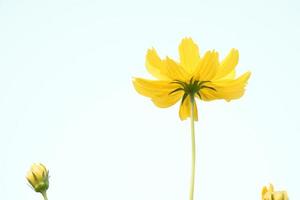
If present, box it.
[189,96,196,200]
[41,191,48,200]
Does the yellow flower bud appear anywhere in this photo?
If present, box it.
[26,163,49,193]
[262,184,288,200]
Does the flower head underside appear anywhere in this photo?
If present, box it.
[133,37,251,120]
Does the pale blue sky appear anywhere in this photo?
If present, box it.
[0,0,299,200]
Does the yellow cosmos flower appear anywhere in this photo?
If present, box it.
[132,37,251,200]
[262,184,289,200]
[132,37,251,120]
[26,163,49,200]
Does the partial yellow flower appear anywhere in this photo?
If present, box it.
[262,184,289,200]
[132,37,251,120]
[26,163,49,194]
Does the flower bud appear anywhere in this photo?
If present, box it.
[26,163,49,193]
[262,184,288,200]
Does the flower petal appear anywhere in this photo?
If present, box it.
[133,78,182,108]
[214,48,239,80]
[179,98,198,121]
[262,186,268,197]
[145,48,170,80]
[194,50,219,81]
[132,78,176,98]
[269,184,274,192]
[26,171,36,185]
[165,57,189,81]
[179,38,201,74]
[152,91,183,108]
[201,72,251,101]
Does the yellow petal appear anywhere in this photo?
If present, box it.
[269,184,274,192]
[39,163,47,172]
[273,193,280,200]
[283,191,288,200]
[201,72,251,101]
[194,50,219,81]
[178,37,201,74]
[152,91,182,108]
[220,69,236,80]
[145,48,170,80]
[214,48,239,80]
[32,165,44,180]
[132,78,177,98]
[26,171,37,185]
[165,57,188,81]
[262,186,268,200]
[133,77,183,108]
[179,98,198,121]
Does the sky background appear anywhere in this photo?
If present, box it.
[0,0,299,199]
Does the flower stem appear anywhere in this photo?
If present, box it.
[189,96,196,200]
[41,191,48,200]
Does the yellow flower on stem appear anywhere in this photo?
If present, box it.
[262,184,289,200]
[132,37,251,200]
[26,163,49,200]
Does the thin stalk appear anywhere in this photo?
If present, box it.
[189,96,196,200]
[41,191,48,200]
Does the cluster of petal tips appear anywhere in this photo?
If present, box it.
[133,37,251,120]
[262,184,288,200]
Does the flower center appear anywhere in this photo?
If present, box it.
[169,78,216,104]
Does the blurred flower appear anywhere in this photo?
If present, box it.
[262,184,288,200]
[26,163,49,195]
[132,37,251,120]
